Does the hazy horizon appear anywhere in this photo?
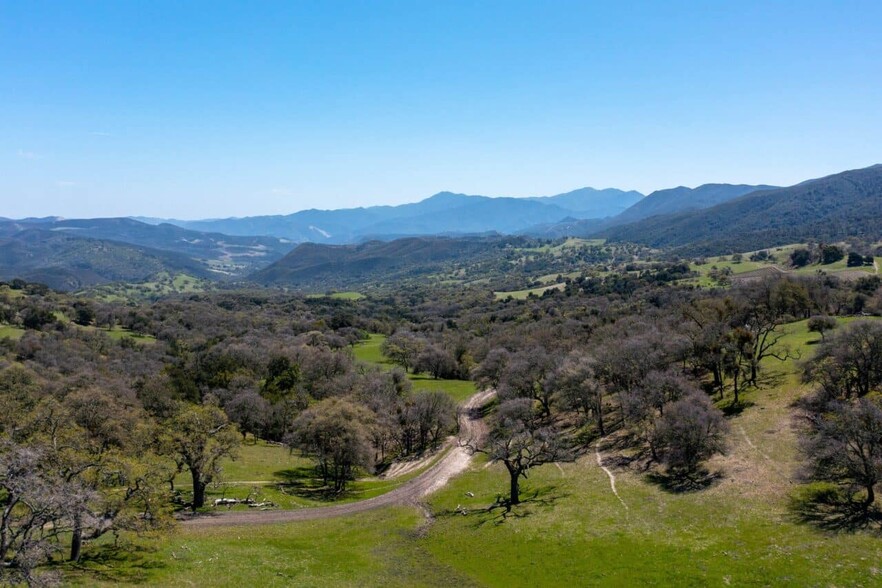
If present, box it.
[3,1,881,219]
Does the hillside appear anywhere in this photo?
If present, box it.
[603,164,882,254]
[612,183,777,224]
[251,235,520,289]
[154,188,643,243]
[0,229,213,290]
[524,183,775,238]
[0,217,292,275]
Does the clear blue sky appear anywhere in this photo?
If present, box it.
[2,1,881,219]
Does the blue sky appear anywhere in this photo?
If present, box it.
[2,1,881,219]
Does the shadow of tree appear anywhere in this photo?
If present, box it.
[720,399,756,417]
[273,466,351,501]
[646,469,723,493]
[433,484,568,527]
[789,484,882,532]
[755,369,788,390]
[65,540,167,584]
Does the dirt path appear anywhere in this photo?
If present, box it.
[383,456,435,479]
[595,445,629,512]
[182,390,495,528]
[737,425,791,482]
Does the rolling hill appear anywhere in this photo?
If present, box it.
[0,229,214,290]
[0,217,293,275]
[603,164,882,254]
[251,235,521,289]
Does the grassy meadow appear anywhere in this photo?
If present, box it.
[493,282,566,301]
[687,245,879,288]
[0,325,25,340]
[170,439,439,511]
[353,333,477,403]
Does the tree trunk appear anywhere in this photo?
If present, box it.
[191,469,206,511]
[864,483,875,508]
[509,470,520,505]
[70,513,83,562]
[712,365,723,398]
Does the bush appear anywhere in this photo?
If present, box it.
[821,245,844,265]
[652,392,728,475]
[790,248,812,268]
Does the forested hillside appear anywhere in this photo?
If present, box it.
[604,165,882,254]
[251,236,520,289]
[0,217,292,276]
[611,183,777,224]
[0,229,214,290]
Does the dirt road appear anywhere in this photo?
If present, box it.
[182,389,495,528]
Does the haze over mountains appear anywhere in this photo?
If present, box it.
[1,164,880,290]
[139,187,645,243]
[140,183,785,245]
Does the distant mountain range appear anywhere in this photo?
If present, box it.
[138,187,644,243]
[523,183,778,238]
[3,164,880,290]
[602,164,882,255]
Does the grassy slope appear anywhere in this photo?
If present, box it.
[77,318,882,586]
[307,291,365,300]
[689,245,878,288]
[0,325,25,340]
[87,272,209,302]
[494,283,566,301]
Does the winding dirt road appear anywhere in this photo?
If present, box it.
[182,390,495,528]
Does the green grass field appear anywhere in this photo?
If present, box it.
[99,325,157,343]
[0,325,26,340]
[170,439,434,511]
[352,333,388,364]
[0,286,26,299]
[688,245,879,288]
[494,283,565,300]
[353,334,477,402]
[536,271,580,285]
[307,291,365,300]
[88,273,210,302]
[519,237,605,255]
